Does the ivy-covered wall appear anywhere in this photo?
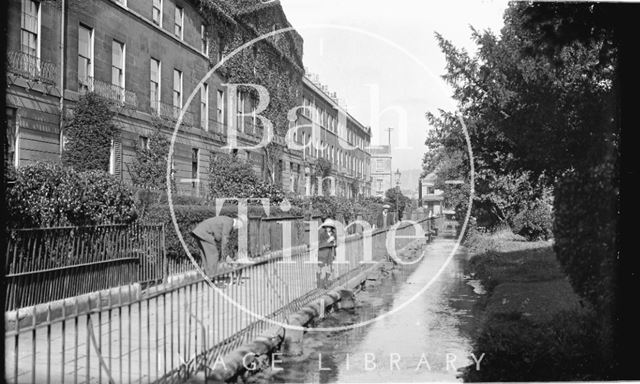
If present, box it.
[199,0,305,185]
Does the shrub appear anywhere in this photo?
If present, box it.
[553,162,618,317]
[353,196,385,227]
[462,310,609,381]
[62,93,119,172]
[208,153,285,203]
[128,123,171,190]
[511,200,553,241]
[143,204,221,261]
[286,195,383,228]
[312,158,333,195]
[6,162,137,228]
[142,203,303,260]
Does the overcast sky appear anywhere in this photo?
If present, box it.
[279,0,509,171]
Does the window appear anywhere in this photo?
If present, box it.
[217,37,223,62]
[150,58,161,111]
[111,40,125,91]
[174,6,183,39]
[172,69,182,117]
[200,83,209,131]
[21,0,39,58]
[376,159,385,172]
[250,98,257,129]
[201,25,208,55]
[7,108,18,168]
[376,179,383,191]
[78,24,93,89]
[139,136,149,150]
[192,148,199,189]
[109,140,116,175]
[236,90,245,132]
[216,89,225,127]
[152,0,162,26]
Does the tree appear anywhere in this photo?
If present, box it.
[62,93,120,172]
[128,121,171,190]
[384,188,410,220]
[429,2,622,373]
[308,158,332,196]
[432,3,618,178]
[349,180,360,198]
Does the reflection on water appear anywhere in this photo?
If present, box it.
[248,238,482,383]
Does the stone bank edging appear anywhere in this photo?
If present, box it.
[205,260,387,382]
[205,238,427,382]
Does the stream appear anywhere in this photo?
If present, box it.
[248,237,484,383]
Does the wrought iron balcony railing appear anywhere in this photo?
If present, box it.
[150,99,196,126]
[7,50,57,85]
[78,77,137,108]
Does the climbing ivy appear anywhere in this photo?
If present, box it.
[62,93,119,172]
[128,119,171,190]
[199,0,304,184]
[311,158,333,196]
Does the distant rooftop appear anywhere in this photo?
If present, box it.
[369,145,391,155]
[304,68,346,109]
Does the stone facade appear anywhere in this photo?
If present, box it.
[5,0,371,198]
[369,144,393,197]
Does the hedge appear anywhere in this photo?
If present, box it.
[6,162,137,228]
[141,203,304,260]
[208,153,285,203]
[553,162,618,313]
[511,199,553,241]
[287,195,385,227]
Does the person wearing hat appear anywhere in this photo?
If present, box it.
[191,214,245,281]
[317,217,337,289]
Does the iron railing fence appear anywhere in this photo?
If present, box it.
[4,224,166,311]
[6,50,57,84]
[151,99,196,127]
[4,218,436,384]
[78,76,138,108]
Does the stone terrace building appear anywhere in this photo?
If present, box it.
[370,144,393,197]
[6,0,371,198]
[294,75,371,198]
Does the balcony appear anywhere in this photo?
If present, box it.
[79,77,137,108]
[150,99,195,126]
[7,50,57,85]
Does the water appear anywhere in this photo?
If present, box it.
[248,237,483,383]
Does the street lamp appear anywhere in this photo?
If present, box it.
[395,169,401,189]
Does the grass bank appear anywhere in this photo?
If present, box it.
[462,230,613,381]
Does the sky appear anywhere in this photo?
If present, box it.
[279,0,510,171]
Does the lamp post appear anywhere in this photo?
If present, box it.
[395,168,401,190]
